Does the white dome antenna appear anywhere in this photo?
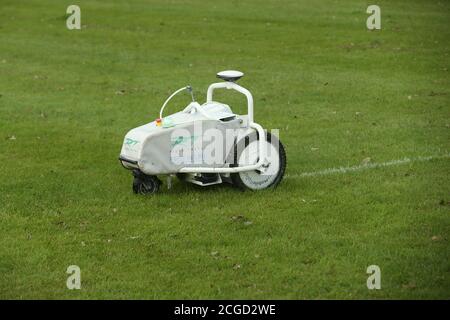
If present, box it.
[216,70,244,82]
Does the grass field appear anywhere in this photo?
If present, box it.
[0,0,449,299]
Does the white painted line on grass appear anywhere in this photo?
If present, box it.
[286,153,450,179]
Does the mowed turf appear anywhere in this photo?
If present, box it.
[0,0,449,299]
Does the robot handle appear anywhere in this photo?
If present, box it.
[206,81,254,124]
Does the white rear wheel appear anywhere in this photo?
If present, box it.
[231,132,286,190]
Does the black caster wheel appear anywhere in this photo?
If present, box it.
[132,170,161,195]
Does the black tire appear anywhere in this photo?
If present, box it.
[231,132,286,190]
[132,171,161,195]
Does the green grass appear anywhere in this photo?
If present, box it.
[0,0,449,299]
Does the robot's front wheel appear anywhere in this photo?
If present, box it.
[132,171,161,195]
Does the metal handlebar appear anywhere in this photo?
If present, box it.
[206,82,254,124]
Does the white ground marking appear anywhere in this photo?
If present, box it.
[286,153,450,179]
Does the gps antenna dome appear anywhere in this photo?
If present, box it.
[216,70,244,82]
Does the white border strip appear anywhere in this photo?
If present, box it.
[286,153,450,179]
